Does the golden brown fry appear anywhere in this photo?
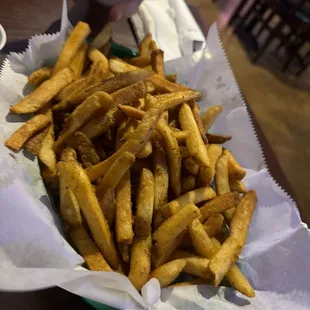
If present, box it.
[172,130,190,143]
[70,43,88,78]
[230,179,247,193]
[153,203,200,266]
[28,67,52,86]
[206,133,232,144]
[183,157,200,175]
[227,150,246,180]
[74,132,100,168]
[180,146,191,159]
[189,101,208,143]
[5,114,50,152]
[57,161,120,269]
[202,106,223,132]
[61,147,78,162]
[199,144,222,185]
[69,225,112,271]
[118,105,145,119]
[149,259,186,288]
[215,150,230,195]
[155,91,201,109]
[99,188,116,227]
[96,152,135,199]
[88,47,109,65]
[128,236,152,291]
[179,104,209,167]
[53,21,91,74]
[211,238,255,298]
[165,74,177,83]
[151,49,164,77]
[56,76,88,101]
[24,127,49,155]
[199,192,240,221]
[224,207,236,222]
[129,56,151,67]
[116,170,134,244]
[203,214,225,237]
[161,186,216,219]
[11,68,75,114]
[139,33,152,56]
[118,243,131,265]
[181,174,196,194]
[150,40,158,51]
[207,190,257,285]
[135,168,154,238]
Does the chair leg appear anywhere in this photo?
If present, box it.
[229,0,249,26]
[234,0,260,33]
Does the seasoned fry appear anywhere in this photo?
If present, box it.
[215,150,230,195]
[70,43,88,78]
[24,127,49,155]
[227,150,246,180]
[129,56,151,67]
[230,179,247,193]
[69,225,112,271]
[139,33,152,56]
[207,190,257,285]
[99,188,116,228]
[206,133,232,144]
[172,130,190,143]
[203,214,225,237]
[153,202,200,266]
[5,114,50,152]
[116,170,134,244]
[202,106,223,132]
[151,49,164,77]
[11,68,75,114]
[28,67,52,86]
[179,104,209,167]
[183,157,200,175]
[189,101,208,143]
[136,140,153,158]
[53,21,91,74]
[61,147,77,162]
[128,236,152,290]
[161,187,216,219]
[57,161,120,269]
[56,76,88,101]
[181,174,196,194]
[149,259,186,288]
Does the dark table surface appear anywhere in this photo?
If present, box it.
[0,0,298,309]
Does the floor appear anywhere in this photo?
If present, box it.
[190,0,310,222]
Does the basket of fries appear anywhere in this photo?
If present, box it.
[1,5,310,309]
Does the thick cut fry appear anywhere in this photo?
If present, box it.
[99,188,116,227]
[136,140,153,158]
[28,67,52,86]
[56,76,88,101]
[179,104,209,167]
[11,68,75,114]
[116,170,134,244]
[202,106,223,132]
[203,214,225,237]
[5,114,50,152]
[189,101,208,143]
[149,259,186,288]
[224,207,236,222]
[181,174,196,194]
[135,168,154,238]
[227,150,246,180]
[57,161,120,269]
[230,179,246,193]
[61,147,77,162]
[212,238,255,297]
[189,219,215,259]
[199,144,222,185]
[161,187,216,219]
[139,33,152,56]
[215,150,230,195]
[155,91,201,109]
[129,56,151,67]
[183,157,199,175]
[153,203,200,266]
[74,132,100,168]
[53,22,91,74]
[70,43,88,78]
[96,152,135,199]
[150,40,158,51]
[88,48,109,65]
[69,226,112,271]
[199,192,240,221]
[128,236,152,291]
[206,133,232,144]
[86,102,164,181]
[151,49,164,77]
[172,130,190,143]
[54,91,115,152]
[24,127,49,155]
[207,190,257,285]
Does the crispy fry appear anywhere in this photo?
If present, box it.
[70,43,88,78]
[207,190,257,285]
[11,68,75,114]
[179,104,209,167]
[155,91,201,109]
[74,132,100,168]
[203,214,225,236]
[189,101,208,143]
[61,147,78,162]
[165,74,177,83]
[206,133,232,144]
[183,157,199,175]
[5,114,50,152]
[69,225,112,271]
[116,170,134,244]
[202,106,223,132]
[199,144,222,185]
[129,56,151,67]
[215,150,230,195]
[212,238,255,297]
[28,67,52,86]
[24,127,49,155]
[99,188,116,227]
[57,161,120,269]
[230,179,246,193]
[153,203,200,266]
[128,236,152,290]
[151,49,164,77]
[55,76,88,101]
[224,207,236,222]
[139,33,152,56]
[53,21,91,74]
[227,150,246,180]
[149,259,186,288]
[161,187,216,219]
[168,278,208,287]
[172,130,190,143]
[181,174,196,194]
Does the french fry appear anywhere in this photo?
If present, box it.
[172,130,190,143]
[70,43,88,78]
[129,56,151,67]
[181,174,196,194]
[179,104,209,167]
[206,133,232,144]
[24,127,49,155]
[180,146,191,159]
[57,161,120,269]
[189,101,208,143]
[215,150,230,195]
[11,68,75,114]
[183,157,200,175]
[149,259,186,288]
[139,33,152,56]
[203,214,225,237]
[61,147,78,162]
[151,49,164,77]
[160,187,216,219]
[69,225,112,271]
[28,67,52,86]
[55,76,88,101]
[165,74,177,83]
[5,114,50,152]
[207,190,257,285]
[116,170,134,244]
[118,243,131,265]
[224,208,236,222]
[201,106,223,132]
[153,202,200,266]
[155,91,201,109]
[128,236,152,290]
[227,150,246,180]
[53,21,91,74]
[99,188,116,227]
[136,140,153,158]
[230,179,247,193]
[150,40,158,51]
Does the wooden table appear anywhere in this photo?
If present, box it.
[0,0,298,309]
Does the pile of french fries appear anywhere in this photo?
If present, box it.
[5,22,257,298]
